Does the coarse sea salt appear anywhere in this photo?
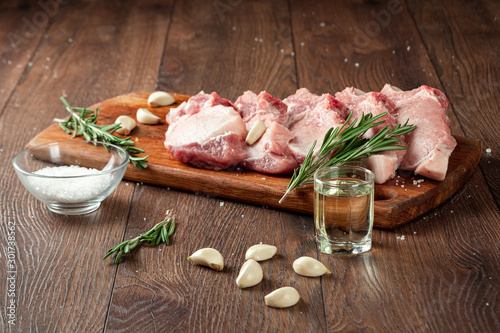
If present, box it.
[30,165,113,203]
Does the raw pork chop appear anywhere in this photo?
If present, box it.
[166,91,235,125]
[283,88,346,127]
[284,88,348,164]
[381,84,456,181]
[234,91,298,174]
[335,87,407,184]
[164,103,247,170]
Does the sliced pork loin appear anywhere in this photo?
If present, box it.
[166,91,235,125]
[284,88,348,164]
[234,91,298,174]
[335,87,407,184]
[164,100,247,170]
[381,84,456,181]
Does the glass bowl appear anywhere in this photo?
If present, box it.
[12,140,129,215]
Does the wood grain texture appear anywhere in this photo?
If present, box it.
[0,0,498,332]
[288,0,500,332]
[0,0,174,331]
[404,0,500,206]
[27,91,481,229]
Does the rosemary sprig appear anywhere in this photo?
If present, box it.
[279,112,416,203]
[57,97,149,170]
[103,214,176,264]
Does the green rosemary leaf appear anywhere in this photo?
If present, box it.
[56,97,148,170]
[279,112,416,203]
[103,214,176,264]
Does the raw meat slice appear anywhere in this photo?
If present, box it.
[166,91,235,125]
[289,103,345,164]
[381,84,456,181]
[235,91,298,174]
[241,122,298,174]
[164,104,247,170]
[285,89,348,164]
[284,88,347,127]
[235,91,287,126]
[336,87,407,184]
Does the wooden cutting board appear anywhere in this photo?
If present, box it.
[27,91,482,229]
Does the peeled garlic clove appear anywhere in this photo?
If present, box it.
[136,108,161,124]
[292,256,331,277]
[236,259,263,289]
[148,91,175,107]
[245,120,266,145]
[188,248,224,271]
[264,287,300,308]
[245,244,277,261]
[115,115,136,135]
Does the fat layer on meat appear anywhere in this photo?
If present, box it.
[164,104,247,170]
[336,87,407,184]
[166,91,235,125]
[285,88,347,164]
[235,91,298,174]
[381,84,456,181]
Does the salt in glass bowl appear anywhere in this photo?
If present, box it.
[12,140,129,215]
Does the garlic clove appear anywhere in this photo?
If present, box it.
[292,256,331,277]
[187,248,224,271]
[245,244,277,261]
[136,108,161,124]
[148,91,175,107]
[114,115,136,135]
[264,287,300,308]
[236,259,263,289]
[245,120,266,145]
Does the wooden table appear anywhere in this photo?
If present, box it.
[1,0,498,332]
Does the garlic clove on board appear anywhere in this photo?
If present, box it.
[236,259,263,289]
[136,108,161,124]
[187,248,224,271]
[292,256,331,277]
[114,115,136,135]
[245,244,277,261]
[148,91,175,107]
[264,287,300,308]
[245,120,266,145]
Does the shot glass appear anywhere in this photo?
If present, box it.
[314,166,375,255]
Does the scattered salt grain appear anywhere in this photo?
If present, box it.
[486,148,491,153]
[291,52,295,56]
[68,37,73,43]
[46,57,51,62]
[355,63,359,67]
[392,50,396,54]
[220,202,224,207]
[344,58,348,62]
[254,37,258,42]
[241,215,244,218]
[232,26,236,31]
[262,177,266,180]
[30,165,114,203]
[300,42,305,47]
[407,46,411,51]
[280,49,284,53]
[320,22,326,27]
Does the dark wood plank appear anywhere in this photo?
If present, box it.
[405,0,500,205]
[288,0,499,332]
[105,187,325,332]
[0,0,173,331]
[105,0,327,332]
[157,0,298,100]
[26,91,482,229]
[0,0,58,116]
